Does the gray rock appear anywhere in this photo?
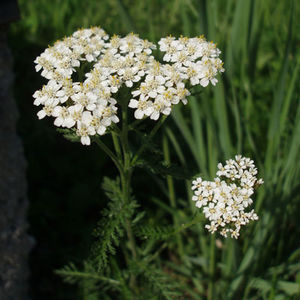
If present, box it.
[0,24,33,300]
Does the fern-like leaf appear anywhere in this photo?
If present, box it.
[92,177,138,270]
[55,261,121,287]
[136,156,193,180]
[56,128,80,143]
[135,224,175,241]
[142,265,183,300]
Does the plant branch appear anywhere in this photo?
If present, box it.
[94,137,124,176]
[172,212,200,235]
[111,131,123,161]
[131,115,168,165]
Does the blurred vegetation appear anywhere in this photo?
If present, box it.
[9,0,300,299]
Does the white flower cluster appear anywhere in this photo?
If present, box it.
[33,27,224,145]
[158,35,224,87]
[192,155,263,239]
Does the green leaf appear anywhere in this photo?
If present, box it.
[55,261,120,287]
[249,277,272,293]
[237,246,255,274]
[92,177,138,270]
[142,264,183,299]
[101,176,123,203]
[136,155,193,180]
[135,224,175,241]
[56,128,81,143]
[277,280,300,296]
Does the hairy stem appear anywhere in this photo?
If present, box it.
[120,171,136,260]
[120,98,137,259]
[119,99,139,293]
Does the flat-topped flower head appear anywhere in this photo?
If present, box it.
[191,156,263,238]
[33,27,224,145]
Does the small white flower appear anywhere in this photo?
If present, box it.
[76,116,96,146]
[37,98,59,119]
[52,106,70,127]
[56,80,77,103]
[150,99,171,120]
[192,177,202,190]
[128,99,153,119]
[71,92,97,111]
[96,104,119,126]
[205,223,218,234]
[66,104,83,127]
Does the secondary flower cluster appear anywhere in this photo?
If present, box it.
[192,155,263,239]
[33,27,224,145]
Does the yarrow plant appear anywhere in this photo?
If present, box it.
[33,27,224,145]
[192,155,263,239]
[32,26,262,298]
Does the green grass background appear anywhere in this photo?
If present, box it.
[9,0,300,299]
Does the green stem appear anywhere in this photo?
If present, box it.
[131,115,168,165]
[126,219,137,259]
[111,131,123,161]
[120,99,137,257]
[162,134,184,258]
[120,170,137,261]
[120,171,138,293]
[119,99,139,293]
[94,137,124,176]
[208,234,216,300]
[97,101,169,294]
[128,118,144,130]
[173,213,200,234]
[121,100,131,172]
[145,242,168,264]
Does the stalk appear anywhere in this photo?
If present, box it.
[208,234,216,300]
[95,132,137,261]
[94,137,124,177]
[97,99,169,294]
[120,170,136,259]
[119,97,139,293]
[96,99,138,292]
[119,97,137,260]
[111,131,123,161]
[162,134,184,258]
